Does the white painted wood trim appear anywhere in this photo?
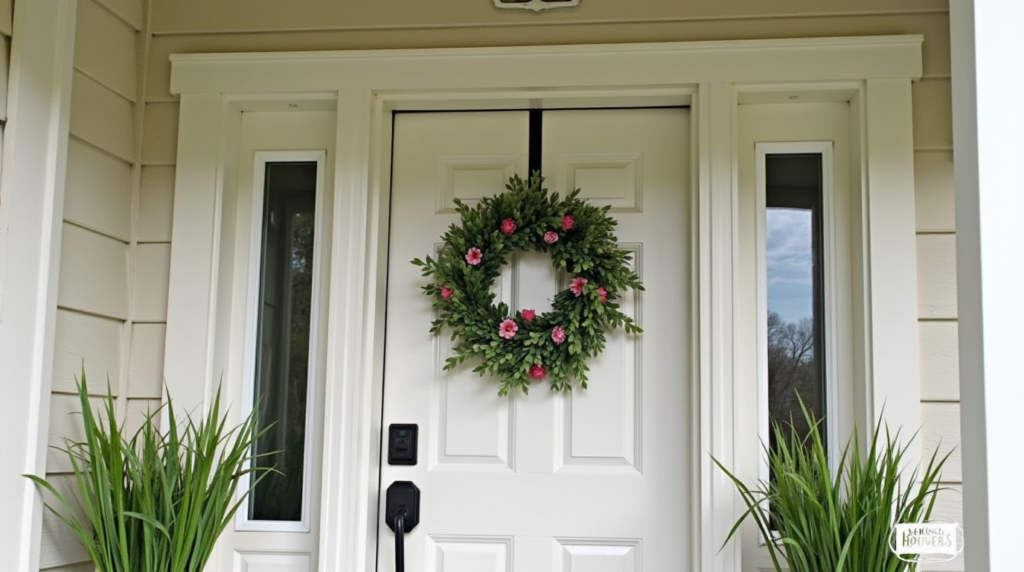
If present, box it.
[164,93,226,413]
[697,80,740,572]
[165,37,924,572]
[170,36,923,97]
[861,79,921,453]
[951,3,1024,570]
[0,1,78,570]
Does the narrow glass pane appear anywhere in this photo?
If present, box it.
[765,154,825,446]
[249,162,317,522]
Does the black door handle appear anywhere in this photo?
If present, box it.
[386,481,420,572]
[393,508,406,572]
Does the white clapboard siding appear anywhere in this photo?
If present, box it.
[58,223,129,320]
[917,234,958,319]
[70,70,134,162]
[139,166,176,241]
[920,484,965,572]
[128,323,166,399]
[95,0,142,31]
[918,321,959,402]
[64,137,133,241]
[37,475,91,569]
[132,243,171,322]
[52,309,123,394]
[0,0,11,37]
[74,0,137,102]
[46,393,108,473]
[921,402,962,483]
[912,78,953,149]
[141,102,179,165]
[915,151,955,232]
[921,323,958,403]
[125,398,163,436]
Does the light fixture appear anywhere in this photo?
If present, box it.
[494,0,579,12]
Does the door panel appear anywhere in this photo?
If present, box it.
[380,108,689,572]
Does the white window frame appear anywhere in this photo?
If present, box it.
[236,150,327,533]
[164,36,923,572]
[755,141,841,480]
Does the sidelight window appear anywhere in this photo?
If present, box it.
[757,143,837,465]
[242,154,325,529]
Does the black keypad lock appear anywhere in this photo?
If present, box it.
[388,423,418,465]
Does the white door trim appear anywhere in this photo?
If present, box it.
[165,36,923,572]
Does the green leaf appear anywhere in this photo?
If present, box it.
[24,369,274,572]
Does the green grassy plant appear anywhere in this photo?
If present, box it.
[713,401,950,572]
[26,373,272,572]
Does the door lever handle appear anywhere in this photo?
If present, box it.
[386,481,420,572]
[393,508,407,572]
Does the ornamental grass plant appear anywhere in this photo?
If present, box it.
[714,399,951,572]
[26,373,272,572]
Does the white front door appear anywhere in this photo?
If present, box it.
[378,107,691,572]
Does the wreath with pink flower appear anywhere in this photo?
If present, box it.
[412,173,643,396]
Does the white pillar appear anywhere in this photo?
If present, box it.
[0,1,77,570]
[951,2,1024,570]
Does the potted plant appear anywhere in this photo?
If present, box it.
[26,373,272,572]
[714,400,951,572]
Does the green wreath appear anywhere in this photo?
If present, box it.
[412,173,643,396]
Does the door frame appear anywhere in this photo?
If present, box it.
[165,36,923,572]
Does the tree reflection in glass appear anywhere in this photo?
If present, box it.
[250,162,317,522]
[765,154,825,452]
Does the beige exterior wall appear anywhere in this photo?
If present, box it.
[41,1,962,570]
[41,0,156,570]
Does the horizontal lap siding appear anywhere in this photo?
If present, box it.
[911,68,961,572]
[139,2,962,571]
[42,0,144,570]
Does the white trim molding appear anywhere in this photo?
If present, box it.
[0,1,78,571]
[166,36,923,572]
[951,2,1024,570]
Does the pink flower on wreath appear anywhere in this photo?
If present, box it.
[499,318,519,339]
[440,286,453,300]
[551,326,566,345]
[562,215,575,231]
[597,287,608,303]
[529,364,546,379]
[500,218,517,235]
[465,247,483,266]
[521,309,536,322]
[543,231,559,244]
[569,276,588,297]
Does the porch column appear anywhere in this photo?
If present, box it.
[0,1,77,571]
[951,1,1024,570]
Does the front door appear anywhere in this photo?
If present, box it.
[378,107,691,571]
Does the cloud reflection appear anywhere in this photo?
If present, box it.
[767,208,813,324]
